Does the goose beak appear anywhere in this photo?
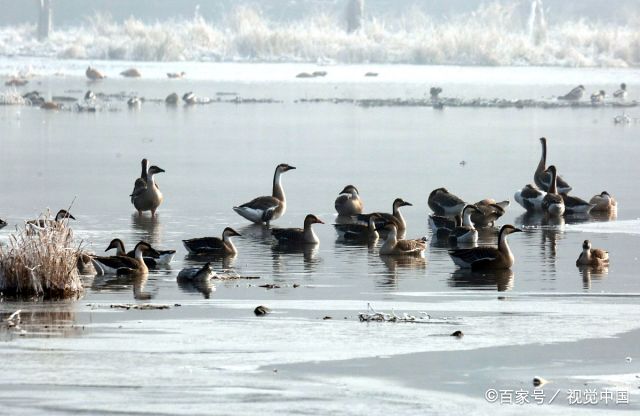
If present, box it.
[68,214,76,220]
[287,165,296,171]
[513,228,523,233]
[316,219,325,224]
[155,167,166,173]
[401,201,413,207]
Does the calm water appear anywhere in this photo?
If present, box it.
[1,62,639,414]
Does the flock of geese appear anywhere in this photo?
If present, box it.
[52,134,610,278]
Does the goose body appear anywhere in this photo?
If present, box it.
[167,72,185,79]
[127,97,142,107]
[165,93,179,104]
[430,87,442,100]
[534,137,572,193]
[177,262,215,281]
[26,209,75,229]
[120,68,141,78]
[0,218,7,229]
[233,163,295,225]
[272,214,323,245]
[131,164,165,216]
[514,184,545,212]
[428,188,465,217]
[357,198,412,234]
[560,193,595,214]
[449,224,522,270]
[541,165,565,216]
[183,92,196,105]
[558,85,585,101]
[589,191,617,213]
[576,240,609,267]
[334,185,363,216]
[92,241,157,275]
[86,66,106,80]
[613,83,627,100]
[334,215,378,242]
[84,90,96,101]
[590,90,606,104]
[471,199,509,227]
[428,214,460,239]
[183,227,241,256]
[449,205,481,244]
[378,224,426,256]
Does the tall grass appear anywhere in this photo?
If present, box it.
[0,215,83,299]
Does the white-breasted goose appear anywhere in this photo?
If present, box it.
[86,66,106,80]
[534,137,572,193]
[272,214,324,245]
[613,83,627,100]
[334,214,379,242]
[92,241,159,275]
[560,193,595,214]
[576,240,609,267]
[27,209,75,228]
[541,165,565,216]
[183,227,241,256]
[357,198,412,233]
[449,205,482,244]
[471,199,509,227]
[558,85,585,100]
[377,223,426,256]
[233,163,296,225]
[514,184,545,212]
[428,188,465,217]
[84,90,96,101]
[334,185,364,216]
[131,164,165,217]
[449,224,522,270]
[589,191,617,213]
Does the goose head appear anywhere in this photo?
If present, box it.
[55,209,75,221]
[148,165,165,175]
[599,191,611,199]
[277,163,296,173]
[339,185,359,196]
[578,85,585,90]
[222,227,241,239]
[393,198,412,209]
[500,224,523,236]
[133,241,160,258]
[303,214,324,227]
[582,240,592,251]
[620,83,627,91]
[105,238,126,254]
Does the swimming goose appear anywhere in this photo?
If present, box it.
[40,101,61,110]
[428,188,465,217]
[334,214,379,242]
[471,199,509,227]
[92,241,158,275]
[449,224,522,270]
[27,209,75,228]
[590,90,606,104]
[86,66,106,80]
[560,193,595,214]
[576,240,609,267]
[558,85,585,100]
[541,166,565,216]
[449,205,482,244]
[84,90,96,101]
[165,93,179,104]
[183,227,241,256]
[233,163,296,225]
[104,238,175,266]
[430,87,442,100]
[131,165,165,217]
[0,218,7,229]
[167,72,186,79]
[272,214,324,245]
[120,68,141,78]
[377,224,426,256]
[177,262,215,281]
[334,185,364,216]
[127,97,142,108]
[428,214,461,239]
[514,184,545,212]
[534,137,572,193]
[613,83,627,100]
[589,191,617,213]
[183,92,196,105]
[356,198,412,234]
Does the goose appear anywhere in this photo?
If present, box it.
[183,92,197,105]
[558,85,585,100]
[165,93,179,104]
[27,209,75,228]
[471,199,509,227]
[40,101,61,110]
[334,185,363,216]
[0,218,7,229]
[449,205,482,244]
[430,87,442,100]
[233,163,296,225]
[334,214,379,242]
[576,240,609,267]
[86,66,106,80]
[514,184,545,212]
[534,137,572,193]
[560,193,595,214]
[120,68,141,78]
[92,241,158,275]
[428,214,460,239]
[449,224,522,270]
[177,262,215,281]
[130,158,148,204]
[167,72,186,79]
[127,97,142,108]
[131,165,165,217]
[104,238,176,266]
[271,214,324,245]
[377,224,426,256]
[183,227,241,256]
[84,90,96,101]
[356,198,412,234]
[590,90,606,104]
[541,166,565,216]
[589,191,617,213]
[428,188,465,217]
[613,83,627,100]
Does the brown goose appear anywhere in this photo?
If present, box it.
[233,163,296,225]
[92,241,158,275]
[356,198,412,233]
[26,209,75,228]
[428,188,465,217]
[589,191,617,213]
[541,165,565,216]
[449,224,522,270]
[514,184,545,212]
[534,137,572,193]
[334,185,363,216]
[120,68,141,78]
[576,240,609,267]
[105,238,176,266]
[558,85,585,101]
[86,66,106,80]
[449,205,482,244]
[334,214,379,242]
[131,165,165,216]
[183,227,241,256]
[471,199,509,227]
[130,158,148,203]
[613,83,627,100]
[377,224,426,256]
[560,193,594,214]
[428,214,461,239]
[272,214,324,245]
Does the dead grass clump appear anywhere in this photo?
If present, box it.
[0,216,83,299]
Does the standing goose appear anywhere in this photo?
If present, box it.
[92,241,158,275]
[131,165,165,217]
[576,240,609,267]
[27,209,75,228]
[377,224,426,256]
[613,83,627,100]
[534,137,572,193]
[449,224,522,270]
[356,198,412,234]
[558,85,585,100]
[560,193,595,214]
[334,185,364,217]
[183,227,241,256]
[514,184,545,212]
[272,214,324,245]
[233,163,296,225]
[428,188,465,217]
[470,199,509,227]
[334,214,379,242]
[104,238,175,266]
[541,165,565,216]
[449,205,482,244]
[589,191,617,213]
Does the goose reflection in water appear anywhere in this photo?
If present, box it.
[271,244,320,274]
[516,212,565,260]
[131,213,162,246]
[91,272,160,300]
[578,265,609,290]
[449,268,514,292]
[184,253,237,270]
[377,255,427,290]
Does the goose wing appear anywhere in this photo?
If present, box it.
[450,226,474,239]
[92,255,139,271]
[356,212,398,228]
[395,239,426,254]
[449,247,499,264]
[271,228,304,243]
[130,178,147,202]
[183,237,225,254]
[521,185,543,199]
[428,215,456,231]
[237,196,280,222]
